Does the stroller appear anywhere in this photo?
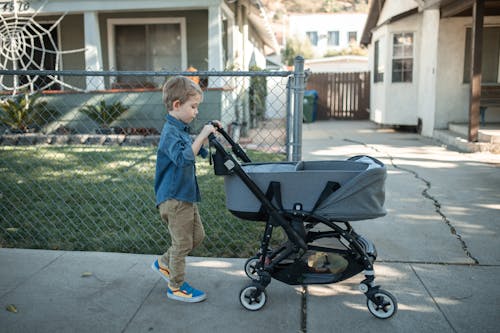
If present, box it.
[208,125,397,319]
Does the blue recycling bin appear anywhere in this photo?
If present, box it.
[303,90,318,123]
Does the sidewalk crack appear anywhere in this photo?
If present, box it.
[343,139,479,264]
[410,264,458,333]
[0,250,65,300]
[121,279,160,333]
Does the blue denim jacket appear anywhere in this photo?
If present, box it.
[155,114,208,206]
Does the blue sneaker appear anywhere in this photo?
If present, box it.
[167,282,207,303]
[151,259,170,283]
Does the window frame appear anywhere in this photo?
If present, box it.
[391,32,414,83]
[107,17,187,77]
[348,31,357,44]
[327,30,339,46]
[306,31,319,46]
[374,39,384,83]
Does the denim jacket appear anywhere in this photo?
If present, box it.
[155,114,208,206]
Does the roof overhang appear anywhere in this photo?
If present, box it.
[246,0,280,54]
[361,0,500,46]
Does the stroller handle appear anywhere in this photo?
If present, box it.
[207,130,307,251]
[207,121,251,163]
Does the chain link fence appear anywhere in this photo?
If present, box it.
[0,68,306,258]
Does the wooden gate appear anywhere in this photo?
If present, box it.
[306,71,370,120]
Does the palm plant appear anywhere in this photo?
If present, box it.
[0,93,59,133]
[79,100,129,128]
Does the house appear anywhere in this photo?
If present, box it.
[1,0,279,91]
[0,0,280,133]
[287,13,368,58]
[361,0,500,141]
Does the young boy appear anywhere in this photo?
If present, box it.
[151,75,220,303]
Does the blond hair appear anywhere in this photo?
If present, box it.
[162,76,203,111]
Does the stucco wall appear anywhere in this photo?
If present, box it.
[436,16,500,128]
[378,0,417,25]
[369,15,420,125]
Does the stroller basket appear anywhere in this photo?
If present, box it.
[223,156,387,221]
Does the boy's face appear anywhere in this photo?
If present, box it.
[170,93,202,124]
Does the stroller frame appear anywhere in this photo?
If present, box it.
[208,126,397,319]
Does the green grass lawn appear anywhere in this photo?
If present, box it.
[0,145,286,257]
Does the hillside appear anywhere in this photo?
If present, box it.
[261,0,369,20]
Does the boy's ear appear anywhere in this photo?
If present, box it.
[172,99,181,109]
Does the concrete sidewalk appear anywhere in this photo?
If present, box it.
[1,120,499,332]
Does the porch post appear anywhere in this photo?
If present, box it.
[468,0,484,142]
[418,8,439,137]
[83,11,105,90]
[208,5,224,72]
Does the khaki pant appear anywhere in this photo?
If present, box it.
[158,199,205,288]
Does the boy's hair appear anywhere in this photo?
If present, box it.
[162,76,203,111]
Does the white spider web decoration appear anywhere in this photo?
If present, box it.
[0,0,85,93]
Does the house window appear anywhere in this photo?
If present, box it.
[392,32,413,83]
[19,23,61,90]
[348,31,357,44]
[374,40,384,83]
[107,18,187,88]
[306,31,318,46]
[328,31,339,46]
[463,27,500,83]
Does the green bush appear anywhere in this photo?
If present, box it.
[79,100,129,128]
[0,93,59,133]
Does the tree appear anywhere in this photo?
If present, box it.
[282,37,314,66]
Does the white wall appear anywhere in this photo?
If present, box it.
[369,15,420,126]
[417,9,439,136]
[436,16,500,128]
[378,0,417,24]
[369,0,500,131]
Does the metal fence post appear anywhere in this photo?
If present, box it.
[292,56,305,161]
[286,76,293,161]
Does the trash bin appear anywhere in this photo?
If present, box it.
[303,90,318,123]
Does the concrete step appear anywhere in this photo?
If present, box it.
[433,129,500,153]
[448,123,500,143]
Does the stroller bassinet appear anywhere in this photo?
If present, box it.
[224,156,386,222]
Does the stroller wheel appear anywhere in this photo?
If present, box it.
[366,289,397,319]
[244,256,260,281]
[239,285,267,311]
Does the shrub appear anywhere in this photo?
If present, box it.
[0,93,59,133]
[79,100,129,128]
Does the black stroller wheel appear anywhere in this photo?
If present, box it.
[244,256,260,281]
[239,285,267,311]
[366,289,397,319]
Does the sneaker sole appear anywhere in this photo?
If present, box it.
[151,261,170,283]
[167,292,207,303]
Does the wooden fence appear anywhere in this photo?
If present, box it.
[306,71,370,120]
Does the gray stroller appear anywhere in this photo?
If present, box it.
[208,125,397,319]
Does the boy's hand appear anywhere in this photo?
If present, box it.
[210,120,223,129]
[200,123,216,140]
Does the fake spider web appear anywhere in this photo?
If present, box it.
[0,1,85,93]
